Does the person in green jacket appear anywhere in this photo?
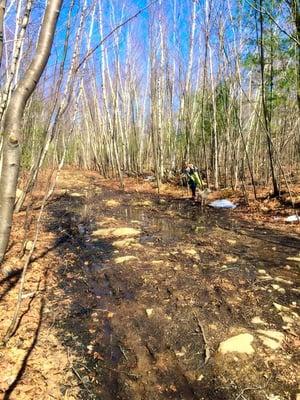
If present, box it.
[182,162,203,199]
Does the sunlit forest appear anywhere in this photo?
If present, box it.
[0,1,299,399]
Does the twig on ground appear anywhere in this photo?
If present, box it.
[67,349,94,396]
[193,312,211,364]
[100,363,140,380]
[118,344,128,361]
[235,377,272,400]
[235,385,263,400]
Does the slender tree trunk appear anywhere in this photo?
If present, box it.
[183,0,197,161]
[258,0,279,197]
[15,0,76,212]
[0,0,6,68]
[0,0,33,124]
[201,24,210,186]
[0,0,62,263]
[288,0,300,110]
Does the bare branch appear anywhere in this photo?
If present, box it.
[75,0,160,73]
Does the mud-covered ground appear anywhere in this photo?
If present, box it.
[0,170,299,400]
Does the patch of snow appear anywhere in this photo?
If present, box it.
[285,215,299,222]
[209,199,236,209]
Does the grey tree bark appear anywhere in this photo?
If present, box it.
[0,0,63,263]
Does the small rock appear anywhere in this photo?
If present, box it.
[146,309,153,317]
[158,198,167,205]
[182,248,198,256]
[113,238,136,248]
[271,284,286,294]
[151,260,164,265]
[271,284,280,290]
[251,316,267,325]
[70,192,84,197]
[273,302,290,312]
[225,255,238,263]
[25,241,34,251]
[105,199,120,207]
[258,269,266,274]
[132,200,153,207]
[115,256,138,264]
[227,239,236,245]
[218,333,255,355]
[286,256,300,262]
[258,274,273,281]
[274,277,293,285]
[257,330,284,350]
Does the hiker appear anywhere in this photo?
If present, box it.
[182,162,203,199]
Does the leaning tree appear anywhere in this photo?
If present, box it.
[0,0,63,264]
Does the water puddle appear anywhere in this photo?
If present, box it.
[53,183,300,400]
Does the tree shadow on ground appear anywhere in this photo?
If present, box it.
[3,290,45,399]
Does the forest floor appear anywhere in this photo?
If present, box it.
[0,169,299,400]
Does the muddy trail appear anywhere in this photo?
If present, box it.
[45,174,299,400]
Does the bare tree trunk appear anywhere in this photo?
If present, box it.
[183,0,197,161]
[287,0,300,111]
[0,0,62,264]
[208,42,219,189]
[258,0,279,197]
[0,0,33,124]
[15,0,80,212]
[98,0,124,187]
[0,0,6,68]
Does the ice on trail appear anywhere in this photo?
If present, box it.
[209,199,237,209]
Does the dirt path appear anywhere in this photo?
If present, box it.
[1,171,299,400]
[44,171,299,400]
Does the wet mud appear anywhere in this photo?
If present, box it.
[46,177,300,400]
